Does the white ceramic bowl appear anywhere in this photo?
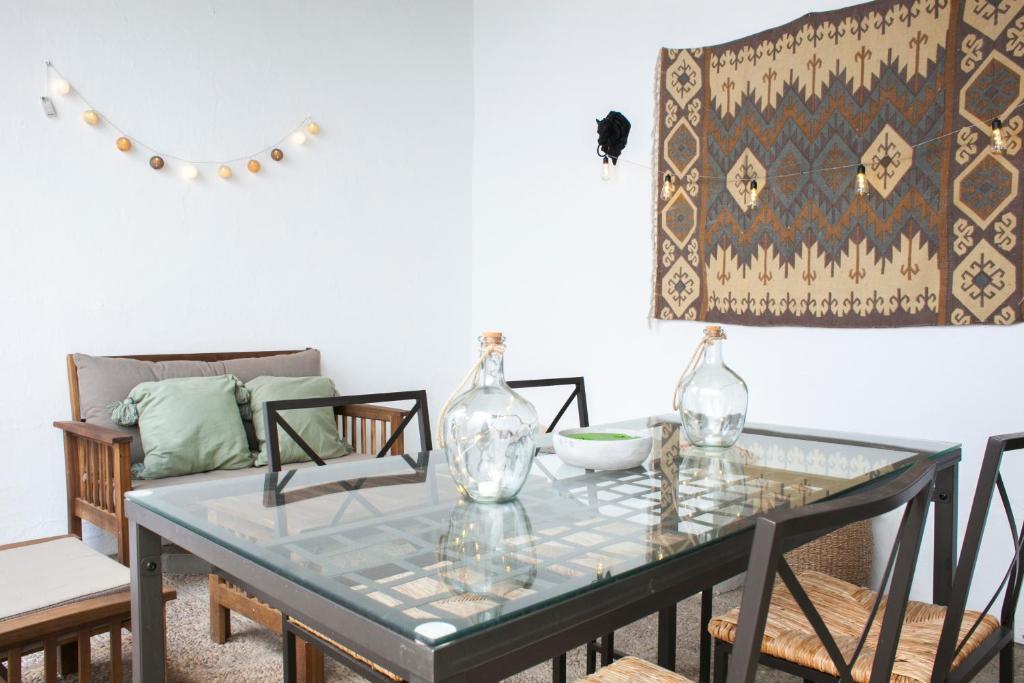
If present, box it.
[552,428,652,470]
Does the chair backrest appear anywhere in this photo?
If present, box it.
[931,433,1024,682]
[263,391,432,472]
[507,377,589,432]
[728,461,936,683]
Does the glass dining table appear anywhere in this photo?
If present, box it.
[125,416,961,683]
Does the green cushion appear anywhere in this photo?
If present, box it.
[125,375,253,480]
[248,376,352,467]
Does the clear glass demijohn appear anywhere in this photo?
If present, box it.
[675,325,748,448]
[442,332,539,503]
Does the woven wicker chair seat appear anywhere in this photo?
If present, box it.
[579,656,693,682]
[708,570,1001,683]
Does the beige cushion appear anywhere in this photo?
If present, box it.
[72,350,320,464]
[132,452,378,490]
[0,537,129,621]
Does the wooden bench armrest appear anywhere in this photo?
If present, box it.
[336,404,410,422]
[336,403,411,456]
[53,421,132,445]
[56,421,134,563]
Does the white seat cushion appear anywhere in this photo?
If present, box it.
[0,537,129,621]
[132,452,379,490]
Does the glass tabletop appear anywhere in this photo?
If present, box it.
[127,416,958,646]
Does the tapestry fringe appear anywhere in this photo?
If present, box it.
[647,49,662,330]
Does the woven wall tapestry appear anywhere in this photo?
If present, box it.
[653,0,1024,326]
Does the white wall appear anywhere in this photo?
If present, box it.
[472,0,1024,636]
[0,0,473,545]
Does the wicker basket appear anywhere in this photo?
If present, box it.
[784,519,874,586]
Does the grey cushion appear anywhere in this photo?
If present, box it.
[72,350,321,464]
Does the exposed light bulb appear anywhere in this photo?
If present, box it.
[82,110,100,126]
[52,79,71,96]
[747,179,759,210]
[182,164,199,180]
[855,164,869,197]
[218,165,232,179]
[601,157,611,181]
[661,172,674,200]
[291,131,307,146]
[991,118,1007,154]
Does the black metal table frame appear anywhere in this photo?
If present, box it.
[127,437,959,683]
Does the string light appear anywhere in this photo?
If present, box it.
[43,61,317,184]
[619,99,1024,196]
[991,118,1007,154]
[661,172,675,200]
[855,164,869,197]
[746,179,759,210]
[601,157,611,181]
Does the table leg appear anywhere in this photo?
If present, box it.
[699,588,712,683]
[551,653,567,683]
[600,632,614,667]
[657,604,676,670]
[129,521,165,683]
[283,626,297,683]
[933,460,959,606]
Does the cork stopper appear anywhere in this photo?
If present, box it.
[481,331,504,344]
[704,325,726,340]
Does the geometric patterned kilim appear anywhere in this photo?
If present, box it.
[654,0,1024,326]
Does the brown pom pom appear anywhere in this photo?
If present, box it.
[271,148,284,161]
[149,156,164,169]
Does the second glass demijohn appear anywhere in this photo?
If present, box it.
[674,325,748,448]
[441,332,539,502]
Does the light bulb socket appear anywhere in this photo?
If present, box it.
[857,164,866,175]
[749,180,758,190]
[992,118,1003,131]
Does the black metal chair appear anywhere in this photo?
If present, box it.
[508,376,589,432]
[929,433,1024,683]
[707,433,1024,683]
[582,460,937,683]
[507,377,589,682]
[263,390,432,472]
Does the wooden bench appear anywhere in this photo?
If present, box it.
[0,535,175,683]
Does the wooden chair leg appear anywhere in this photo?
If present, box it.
[43,639,57,683]
[59,641,78,675]
[5,648,22,683]
[209,575,231,644]
[110,623,123,682]
[116,515,130,566]
[295,637,325,683]
[77,631,91,683]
